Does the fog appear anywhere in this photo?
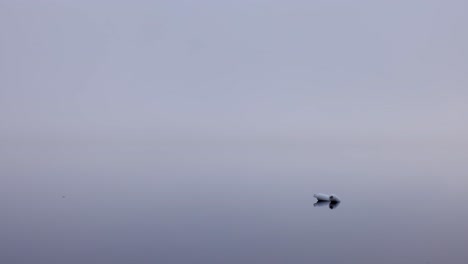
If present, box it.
[1,1,468,263]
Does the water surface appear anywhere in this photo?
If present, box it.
[2,142,467,263]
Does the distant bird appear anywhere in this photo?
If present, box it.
[314,193,331,201]
[314,193,341,210]
[329,194,341,203]
[313,193,341,203]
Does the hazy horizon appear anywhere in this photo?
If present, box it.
[1,1,468,263]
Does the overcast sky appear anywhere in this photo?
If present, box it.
[1,0,467,146]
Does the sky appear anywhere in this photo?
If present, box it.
[1,0,467,147]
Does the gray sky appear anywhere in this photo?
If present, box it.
[1,0,467,146]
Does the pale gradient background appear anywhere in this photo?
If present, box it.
[1,1,468,263]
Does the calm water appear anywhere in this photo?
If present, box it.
[2,142,467,263]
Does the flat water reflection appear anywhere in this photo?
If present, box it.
[1,144,467,263]
[313,200,340,209]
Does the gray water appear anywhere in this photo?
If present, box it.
[2,141,467,264]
